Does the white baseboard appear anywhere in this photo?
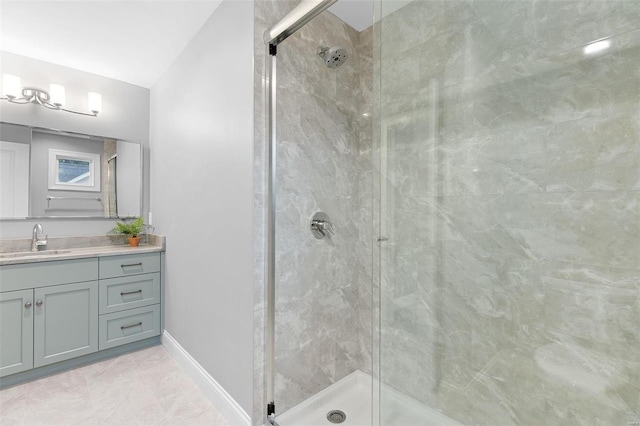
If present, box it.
[162,331,251,426]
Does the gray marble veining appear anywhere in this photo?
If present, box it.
[376,0,640,424]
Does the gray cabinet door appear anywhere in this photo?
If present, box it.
[0,289,34,377]
[33,281,98,368]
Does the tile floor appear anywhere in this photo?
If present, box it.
[0,345,232,426]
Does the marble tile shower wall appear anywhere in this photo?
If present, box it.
[378,1,639,425]
[272,10,374,414]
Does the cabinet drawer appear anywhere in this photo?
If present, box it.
[99,253,160,279]
[0,258,98,292]
[98,305,160,350]
[99,273,160,314]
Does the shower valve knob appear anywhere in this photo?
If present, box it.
[310,212,333,239]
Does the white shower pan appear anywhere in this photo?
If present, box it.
[276,370,462,426]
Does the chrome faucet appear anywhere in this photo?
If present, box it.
[31,224,47,252]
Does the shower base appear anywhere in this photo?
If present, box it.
[276,370,462,426]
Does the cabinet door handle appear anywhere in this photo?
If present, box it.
[35,300,43,307]
[121,262,143,268]
[120,289,143,296]
[120,322,142,330]
[25,302,32,309]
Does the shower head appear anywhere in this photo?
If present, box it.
[317,46,348,68]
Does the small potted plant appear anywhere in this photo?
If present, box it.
[112,217,146,247]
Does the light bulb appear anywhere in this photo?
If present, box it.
[88,92,102,114]
[2,74,21,99]
[49,84,66,107]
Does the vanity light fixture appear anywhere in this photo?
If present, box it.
[0,74,102,117]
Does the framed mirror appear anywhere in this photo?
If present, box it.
[0,122,142,219]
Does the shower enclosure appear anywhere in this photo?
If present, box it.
[259,0,640,424]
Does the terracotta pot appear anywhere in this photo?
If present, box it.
[128,236,142,247]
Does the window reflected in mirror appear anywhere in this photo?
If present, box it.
[0,122,141,219]
[48,148,100,191]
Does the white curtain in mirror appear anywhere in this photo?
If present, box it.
[0,141,29,217]
[116,140,141,217]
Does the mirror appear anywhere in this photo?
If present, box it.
[0,122,142,219]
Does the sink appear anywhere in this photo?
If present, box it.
[0,249,72,259]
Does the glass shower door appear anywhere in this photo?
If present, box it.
[270,4,375,425]
[377,0,640,425]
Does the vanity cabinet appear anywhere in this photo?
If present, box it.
[0,251,162,381]
[0,258,98,378]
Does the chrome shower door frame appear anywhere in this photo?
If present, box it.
[263,1,338,423]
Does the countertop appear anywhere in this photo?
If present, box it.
[0,244,164,266]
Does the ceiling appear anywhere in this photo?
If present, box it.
[0,0,224,88]
[0,0,408,89]
[328,0,411,32]
[328,0,374,32]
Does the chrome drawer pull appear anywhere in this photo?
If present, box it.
[120,322,142,330]
[120,289,143,296]
[121,262,143,268]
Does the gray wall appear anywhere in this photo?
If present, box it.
[149,0,254,415]
[0,52,150,238]
[0,52,149,141]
